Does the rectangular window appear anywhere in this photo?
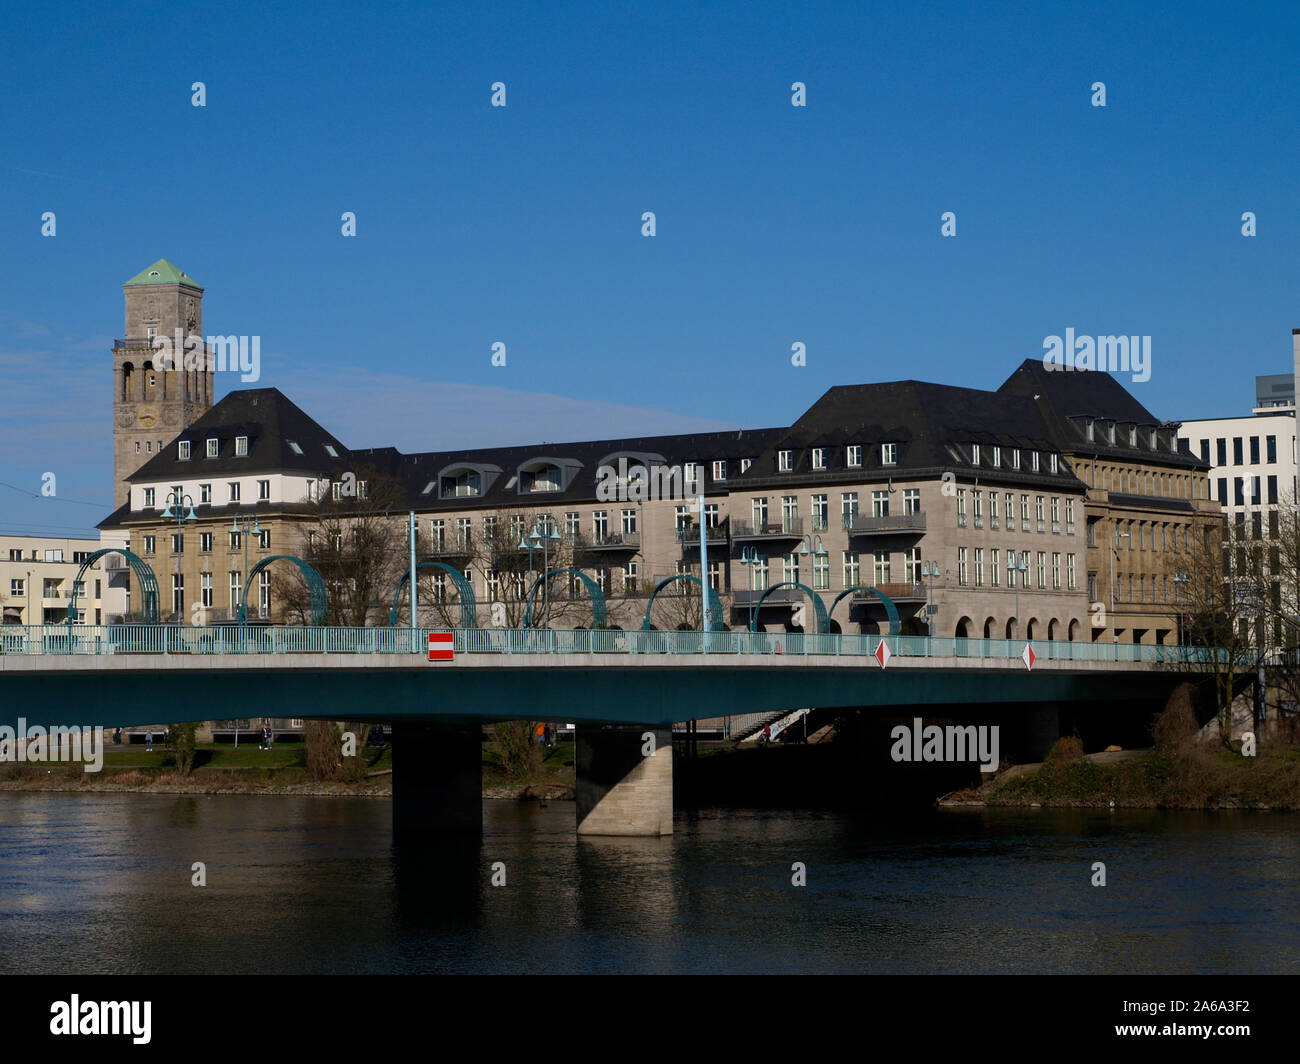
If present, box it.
[1267,435,1277,463]
[430,519,445,550]
[783,553,799,585]
[1268,475,1278,504]
[10,579,23,596]
[873,490,890,518]
[1049,453,1059,474]
[1031,451,1040,472]
[1020,494,1030,530]
[752,497,768,528]
[1252,476,1261,505]
[1234,437,1243,465]
[712,459,726,481]
[1217,438,1227,466]
[199,532,212,553]
[206,438,219,458]
[144,487,155,508]
[1067,553,1076,590]
[456,517,471,548]
[258,479,270,501]
[811,447,826,470]
[623,559,639,591]
[813,553,829,591]
[675,505,690,532]
[781,495,799,531]
[172,573,184,616]
[259,570,270,614]
[740,458,753,474]
[1011,449,1021,470]
[200,572,213,608]
[957,547,968,586]
[990,493,999,529]
[178,440,191,460]
[874,551,891,584]
[170,533,183,554]
[1051,552,1061,589]
[1037,551,1046,588]
[753,558,769,592]
[905,547,921,583]
[974,547,984,586]
[992,446,1001,467]
[235,436,248,457]
[229,482,240,503]
[1065,499,1075,532]
[1035,496,1045,532]
[990,549,1000,587]
[1087,569,1096,600]
[778,450,793,472]
[881,443,898,465]
[956,489,966,527]
[200,483,211,503]
[811,494,828,531]
[973,491,983,526]
[592,511,608,540]
[565,512,580,540]
[144,535,156,555]
[230,572,241,607]
[903,489,920,515]
[971,443,980,465]
[843,552,860,586]
[1251,436,1260,464]
[841,492,858,523]
[621,508,637,534]
[846,444,862,468]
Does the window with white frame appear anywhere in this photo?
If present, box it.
[1067,553,1076,589]
[874,550,890,584]
[778,450,793,472]
[1052,552,1061,589]
[990,548,1000,586]
[200,483,211,503]
[846,444,862,468]
[843,552,859,586]
[201,571,213,608]
[873,490,889,518]
[974,547,983,586]
[905,547,921,583]
[811,494,828,531]
[811,447,826,470]
[206,438,219,458]
[143,487,155,508]
[621,508,637,534]
[783,553,799,584]
[712,460,726,481]
[230,571,241,607]
[228,482,240,502]
[881,443,898,465]
[178,440,191,460]
[258,479,270,501]
[235,436,248,456]
[813,552,829,590]
[903,489,920,514]
[957,547,968,585]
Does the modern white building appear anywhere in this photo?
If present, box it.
[1177,332,1300,534]
[0,532,131,625]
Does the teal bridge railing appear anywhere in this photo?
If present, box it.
[0,624,1235,664]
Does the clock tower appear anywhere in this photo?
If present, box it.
[112,259,214,506]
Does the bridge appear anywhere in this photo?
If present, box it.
[1,625,1231,838]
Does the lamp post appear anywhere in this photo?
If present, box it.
[1109,527,1131,647]
[796,535,828,633]
[921,560,941,639]
[231,513,261,625]
[739,545,761,632]
[1172,570,1190,645]
[161,491,197,624]
[519,514,561,626]
[1007,551,1029,641]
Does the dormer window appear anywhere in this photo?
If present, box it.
[206,438,219,458]
[1149,429,1158,449]
[1085,419,1095,442]
[235,436,249,457]
[881,443,898,465]
[143,487,155,508]
[684,462,702,490]
[971,443,980,465]
[521,463,562,493]
[1031,451,1040,472]
[1107,423,1116,444]
[1128,426,1137,447]
[740,458,753,473]
[323,444,338,458]
[846,444,862,468]
[712,460,727,481]
[442,470,481,497]
[178,440,191,460]
[778,450,794,472]
[811,448,826,470]
[991,446,1001,467]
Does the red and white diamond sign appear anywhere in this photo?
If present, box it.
[1022,642,1036,670]
[875,640,891,668]
[428,632,454,661]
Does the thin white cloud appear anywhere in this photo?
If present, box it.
[279,369,743,451]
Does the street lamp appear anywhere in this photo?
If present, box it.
[161,491,197,624]
[921,561,941,639]
[231,513,261,625]
[519,514,561,626]
[1172,570,1190,645]
[739,545,762,631]
[1007,551,1029,641]
[1110,527,1131,646]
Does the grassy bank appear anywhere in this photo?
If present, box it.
[0,740,576,800]
[944,739,1300,810]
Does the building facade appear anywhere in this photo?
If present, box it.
[0,533,129,625]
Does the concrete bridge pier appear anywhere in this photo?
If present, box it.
[392,722,483,838]
[576,725,674,837]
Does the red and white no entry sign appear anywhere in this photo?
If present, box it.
[427,632,454,661]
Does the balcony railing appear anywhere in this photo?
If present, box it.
[588,531,641,550]
[733,587,799,606]
[843,512,926,535]
[677,519,729,545]
[731,518,803,539]
[854,582,925,602]
[426,537,474,556]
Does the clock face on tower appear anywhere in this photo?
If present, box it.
[138,405,159,428]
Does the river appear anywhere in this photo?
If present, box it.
[0,794,1295,974]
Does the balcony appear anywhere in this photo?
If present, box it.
[677,518,729,546]
[854,582,926,603]
[426,537,474,558]
[733,587,799,606]
[587,531,641,551]
[732,518,804,540]
[842,512,926,536]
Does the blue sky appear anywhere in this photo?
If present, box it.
[2,0,1298,537]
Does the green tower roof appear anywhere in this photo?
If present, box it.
[123,259,203,290]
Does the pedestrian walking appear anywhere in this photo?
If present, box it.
[145,730,153,752]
